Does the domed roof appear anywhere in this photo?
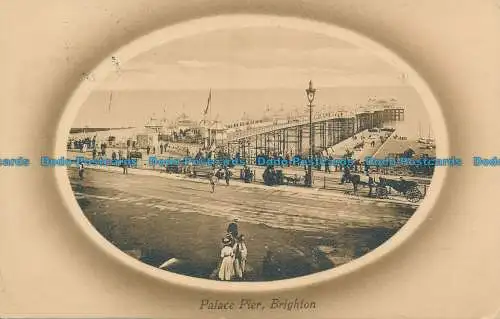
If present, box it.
[260,105,273,121]
[241,112,252,121]
[209,121,225,130]
[272,105,288,120]
[176,113,197,126]
[144,116,164,128]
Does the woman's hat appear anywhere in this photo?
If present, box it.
[222,237,231,245]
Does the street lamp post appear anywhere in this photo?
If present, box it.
[305,80,317,187]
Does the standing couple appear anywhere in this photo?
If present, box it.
[218,218,248,281]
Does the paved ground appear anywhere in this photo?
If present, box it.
[69,167,416,281]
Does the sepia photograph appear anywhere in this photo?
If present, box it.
[66,26,436,282]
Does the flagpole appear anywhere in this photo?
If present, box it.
[203,89,212,149]
[107,91,113,112]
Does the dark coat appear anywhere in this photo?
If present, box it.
[227,222,238,237]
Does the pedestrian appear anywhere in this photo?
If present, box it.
[146,146,150,155]
[209,169,216,193]
[218,237,235,281]
[227,218,239,240]
[341,165,350,184]
[242,165,250,183]
[224,167,231,186]
[101,143,106,157]
[78,163,84,180]
[367,173,374,197]
[233,234,248,280]
[122,161,128,175]
[325,159,330,173]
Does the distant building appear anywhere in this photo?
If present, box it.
[383,105,405,122]
[205,121,227,149]
[225,111,270,133]
[144,116,165,133]
[366,97,405,122]
[136,133,158,149]
[175,113,201,135]
[355,98,405,131]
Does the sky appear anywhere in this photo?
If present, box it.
[97,26,405,91]
[74,26,431,136]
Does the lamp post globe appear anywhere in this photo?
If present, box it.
[306,80,316,103]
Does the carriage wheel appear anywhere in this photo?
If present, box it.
[406,187,422,203]
[376,186,388,199]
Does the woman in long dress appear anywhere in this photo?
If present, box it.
[218,237,234,281]
[209,168,217,193]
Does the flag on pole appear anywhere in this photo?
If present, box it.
[107,91,113,112]
[203,89,211,115]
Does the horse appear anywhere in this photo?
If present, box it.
[341,171,361,193]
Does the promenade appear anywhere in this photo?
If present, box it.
[69,166,416,281]
[67,149,430,206]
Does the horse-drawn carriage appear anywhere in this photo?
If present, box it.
[262,166,308,186]
[375,177,423,203]
[342,171,423,203]
[262,166,283,186]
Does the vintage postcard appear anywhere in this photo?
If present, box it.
[1,1,499,318]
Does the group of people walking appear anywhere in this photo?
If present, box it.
[218,218,248,281]
[208,166,232,193]
[68,136,96,152]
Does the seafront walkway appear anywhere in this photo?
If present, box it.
[66,150,430,207]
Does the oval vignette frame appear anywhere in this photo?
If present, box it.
[53,14,449,293]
